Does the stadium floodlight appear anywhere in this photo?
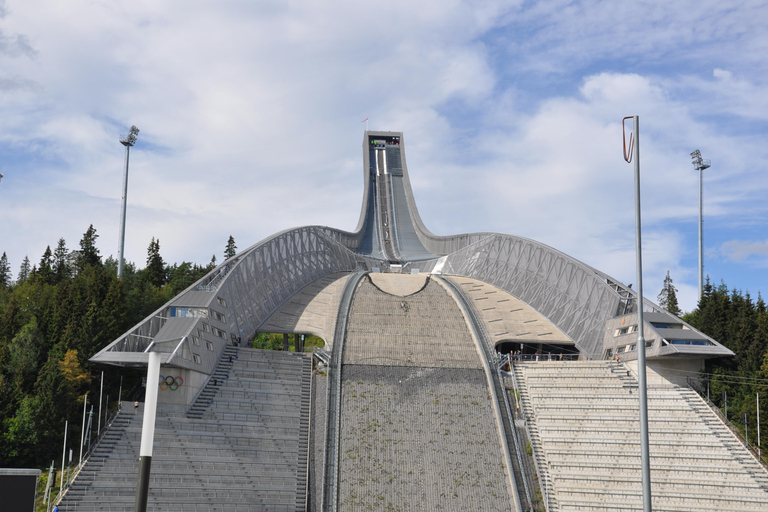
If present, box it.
[118,125,140,280]
[120,125,140,147]
[690,150,711,302]
[0,172,4,183]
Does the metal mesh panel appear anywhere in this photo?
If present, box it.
[435,234,622,358]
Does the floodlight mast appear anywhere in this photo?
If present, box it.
[690,150,711,302]
[118,125,140,280]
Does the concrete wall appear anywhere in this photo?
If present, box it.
[156,368,209,406]
[626,357,704,387]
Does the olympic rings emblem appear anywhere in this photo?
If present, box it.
[158,375,184,391]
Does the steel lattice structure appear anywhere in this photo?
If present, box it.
[93,130,731,385]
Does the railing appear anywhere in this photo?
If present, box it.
[509,361,553,512]
[686,377,768,471]
[502,358,539,511]
[437,276,526,512]
[53,401,124,508]
[303,357,314,512]
[313,347,330,367]
[321,270,366,512]
[510,353,581,362]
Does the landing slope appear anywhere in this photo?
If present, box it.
[338,274,513,511]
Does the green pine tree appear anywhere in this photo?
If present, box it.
[17,256,31,282]
[657,270,681,316]
[145,237,165,288]
[53,237,71,283]
[224,235,237,260]
[35,246,54,285]
[77,224,101,271]
[0,251,10,287]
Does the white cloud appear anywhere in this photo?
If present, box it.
[719,239,768,264]
[1,0,767,314]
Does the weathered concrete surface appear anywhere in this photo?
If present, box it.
[259,272,352,348]
[343,276,482,369]
[338,366,511,512]
[448,276,573,349]
[368,272,429,296]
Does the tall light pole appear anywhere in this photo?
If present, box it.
[118,125,140,280]
[623,116,652,512]
[690,149,711,302]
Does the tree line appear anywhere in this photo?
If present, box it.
[0,227,236,467]
[2,231,768,468]
[683,278,768,454]
[658,271,768,453]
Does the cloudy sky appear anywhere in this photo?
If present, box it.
[1,0,767,312]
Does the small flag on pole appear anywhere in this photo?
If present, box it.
[363,118,369,131]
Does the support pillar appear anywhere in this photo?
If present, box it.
[294,333,300,353]
[283,333,289,352]
[134,352,161,512]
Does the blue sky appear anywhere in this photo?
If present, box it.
[1,0,766,313]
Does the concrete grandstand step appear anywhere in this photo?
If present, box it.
[59,348,313,512]
[514,360,768,510]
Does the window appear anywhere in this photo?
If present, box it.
[629,344,636,351]
[197,329,204,339]
[170,307,208,318]
[210,310,225,323]
[669,339,708,346]
[212,326,227,339]
[202,322,211,333]
[217,296,227,308]
[193,353,202,364]
[191,336,200,346]
[651,322,670,329]
[206,341,214,351]
[615,325,637,336]
[645,340,654,348]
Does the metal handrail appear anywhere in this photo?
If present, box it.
[501,361,535,510]
[321,269,366,512]
[301,355,314,512]
[54,401,124,507]
[509,361,553,512]
[686,378,768,471]
[437,276,525,512]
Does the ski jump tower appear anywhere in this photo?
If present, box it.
[93,130,730,398]
[86,131,742,512]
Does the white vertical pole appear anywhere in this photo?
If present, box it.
[630,116,652,512]
[98,371,104,436]
[118,144,130,280]
[135,351,162,512]
[79,394,88,465]
[119,375,123,405]
[698,166,704,301]
[758,393,761,459]
[87,406,93,453]
[60,421,68,493]
[67,449,73,486]
[43,462,54,508]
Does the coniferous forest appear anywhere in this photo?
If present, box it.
[0,225,218,468]
[1,228,768,470]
